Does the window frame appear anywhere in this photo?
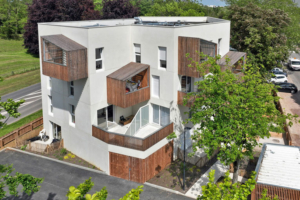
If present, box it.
[49,95,53,114]
[43,39,67,66]
[151,75,160,98]
[69,81,74,97]
[95,47,104,70]
[70,104,75,125]
[152,104,170,126]
[158,46,167,69]
[134,44,141,63]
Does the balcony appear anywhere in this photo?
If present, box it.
[107,62,150,108]
[41,35,88,81]
[178,36,216,78]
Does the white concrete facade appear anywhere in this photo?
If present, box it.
[38,17,231,174]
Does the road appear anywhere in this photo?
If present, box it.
[1,83,42,125]
[288,52,300,88]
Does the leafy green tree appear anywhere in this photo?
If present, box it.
[0,0,30,39]
[186,54,298,183]
[145,0,205,16]
[225,3,291,70]
[0,164,44,199]
[66,178,143,200]
[199,170,278,200]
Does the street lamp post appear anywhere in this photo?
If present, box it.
[183,129,186,191]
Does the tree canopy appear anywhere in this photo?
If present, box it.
[186,54,298,183]
[100,0,139,19]
[225,3,291,70]
[23,0,100,55]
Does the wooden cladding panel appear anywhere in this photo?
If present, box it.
[109,141,173,183]
[178,37,200,78]
[41,37,88,81]
[177,91,195,107]
[252,184,300,200]
[92,123,174,151]
[107,68,150,108]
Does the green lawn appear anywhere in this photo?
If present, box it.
[0,38,40,95]
[0,109,43,138]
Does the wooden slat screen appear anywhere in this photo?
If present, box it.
[252,184,300,200]
[177,91,195,107]
[92,123,173,151]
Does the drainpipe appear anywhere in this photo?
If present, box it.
[183,129,186,190]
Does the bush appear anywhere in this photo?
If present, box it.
[60,148,67,156]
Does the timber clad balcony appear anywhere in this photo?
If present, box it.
[41,35,88,81]
[107,62,150,108]
[92,123,173,151]
[178,36,217,78]
[178,91,195,107]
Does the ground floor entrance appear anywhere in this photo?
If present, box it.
[52,122,61,140]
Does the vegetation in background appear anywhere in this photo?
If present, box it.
[225,3,291,70]
[0,109,42,137]
[24,0,100,55]
[225,0,300,52]
[0,0,31,40]
[66,178,143,200]
[101,0,139,19]
[0,164,44,199]
[199,170,278,200]
[186,54,298,183]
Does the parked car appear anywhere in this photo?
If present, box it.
[275,82,298,94]
[270,74,288,83]
[272,70,288,77]
[271,67,283,73]
[288,58,300,70]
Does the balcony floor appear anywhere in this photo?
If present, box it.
[104,122,161,138]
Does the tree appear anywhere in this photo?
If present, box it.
[0,164,44,199]
[225,3,291,70]
[186,54,298,183]
[0,0,30,39]
[23,0,100,55]
[100,0,139,19]
[200,170,278,200]
[66,178,143,200]
[0,79,24,129]
[144,0,205,16]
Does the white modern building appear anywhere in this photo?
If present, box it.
[38,17,245,183]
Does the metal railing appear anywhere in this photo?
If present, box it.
[125,105,149,136]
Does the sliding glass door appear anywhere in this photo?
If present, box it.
[152,104,170,126]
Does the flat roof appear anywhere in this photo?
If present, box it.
[255,144,300,191]
[38,17,229,29]
[41,34,86,51]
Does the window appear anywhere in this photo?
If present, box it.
[95,48,103,70]
[70,104,75,124]
[69,81,74,96]
[49,96,53,114]
[152,75,160,98]
[159,47,167,68]
[43,39,66,66]
[134,44,141,63]
[181,76,192,93]
[152,104,170,126]
[49,77,52,89]
[218,38,222,55]
[200,39,216,59]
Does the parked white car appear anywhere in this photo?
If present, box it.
[271,67,283,72]
[288,58,300,70]
[270,74,288,83]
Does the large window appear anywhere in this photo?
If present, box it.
[134,44,141,63]
[153,104,170,126]
[43,39,66,66]
[70,104,75,124]
[159,47,167,69]
[200,39,216,59]
[152,75,160,98]
[181,76,192,93]
[69,81,74,97]
[95,48,103,70]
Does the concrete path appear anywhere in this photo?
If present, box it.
[0,83,41,125]
[185,160,229,199]
[0,149,192,200]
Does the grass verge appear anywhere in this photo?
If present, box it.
[0,110,43,138]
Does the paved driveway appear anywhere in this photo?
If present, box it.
[0,150,192,200]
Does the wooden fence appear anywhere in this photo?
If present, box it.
[0,117,43,148]
[251,183,300,200]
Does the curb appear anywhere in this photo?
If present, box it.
[3,147,107,175]
[143,182,194,199]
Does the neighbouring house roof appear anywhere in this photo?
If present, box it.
[107,62,149,81]
[41,34,86,51]
[218,51,246,66]
[255,144,300,191]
